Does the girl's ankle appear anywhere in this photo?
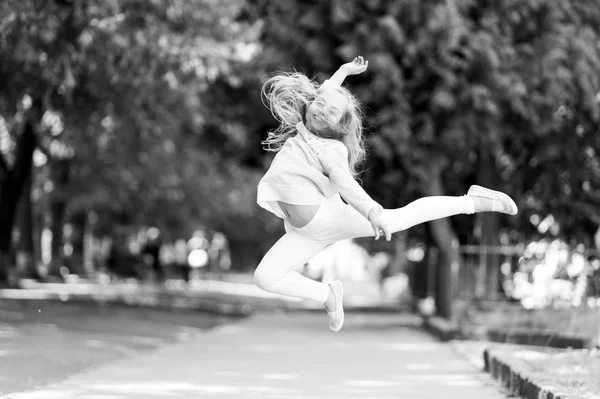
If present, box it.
[323,286,335,312]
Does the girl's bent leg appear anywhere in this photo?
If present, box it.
[254,232,332,304]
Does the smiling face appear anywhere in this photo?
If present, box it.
[305,86,350,135]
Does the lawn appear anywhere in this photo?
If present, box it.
[455,300,600,348]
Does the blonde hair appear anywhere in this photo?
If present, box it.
[261,71,366,177]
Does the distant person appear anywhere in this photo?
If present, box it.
[208,232,230,273]
[253,56,519,332]
[142,227,163,283]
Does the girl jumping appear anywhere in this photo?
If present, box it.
[254,56,517,332]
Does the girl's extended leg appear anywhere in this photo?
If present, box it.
[336,195,477,240]
[335,184,518,240]
[253,231,332,304]
[386,195,476,233]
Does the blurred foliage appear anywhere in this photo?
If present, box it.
[2,0,600,275]
[0,0,275,260]
[242,0,600,241]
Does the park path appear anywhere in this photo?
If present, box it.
[8,312,507,399]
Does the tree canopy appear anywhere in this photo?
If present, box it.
[1,0,265,240]
[244,0,600,240]
[2,0,599,279]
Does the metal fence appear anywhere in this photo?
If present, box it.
[454,243,600,304]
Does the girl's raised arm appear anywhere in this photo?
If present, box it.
[327,56,369,86]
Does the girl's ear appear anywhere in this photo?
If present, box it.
[339,110,352,126]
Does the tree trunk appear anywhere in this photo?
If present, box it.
[48,199,67,277]
[0,252,12,283]
[69,210,87,275]
[16,173,37,280]
[429,219,460,319]
[420,169,460,319]
[0,198,15,282]
[0,177,21,283]
[389,230,408,276]
[82,211,97,274]
[47,156,72,278]
[35,211,45,267]
[0,117,38,283]
[476,147,501,300]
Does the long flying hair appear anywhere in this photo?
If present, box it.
[261,70,367,177]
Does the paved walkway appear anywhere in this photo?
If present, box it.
[8,313,507,399]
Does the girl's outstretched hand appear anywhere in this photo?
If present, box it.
[341,56,368,76]
[368,207,391,241]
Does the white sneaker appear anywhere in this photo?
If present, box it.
[467,185,518,215]
[327,280,344,332]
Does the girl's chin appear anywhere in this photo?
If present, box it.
[309,115,334,128]
[306,117,324,131]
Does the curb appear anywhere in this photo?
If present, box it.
[421,315,461,341]
[0,280,317,317]
[0,282,407,318]
[0,290,254,318]
[484,346,545,399]
[483,345,597,399]
[0,292,408,318]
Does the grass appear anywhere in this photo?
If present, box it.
[452,300,600,397]
[454,300,600,347]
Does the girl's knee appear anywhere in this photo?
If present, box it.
[253,267,276,292]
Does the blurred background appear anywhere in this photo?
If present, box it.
[1,0,600,340]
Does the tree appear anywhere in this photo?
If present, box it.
[0,0,262,280]
[0,103,41,281]
[243,0,600,316]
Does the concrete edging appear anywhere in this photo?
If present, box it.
[483,346,593,399]
[0,291,254,317]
